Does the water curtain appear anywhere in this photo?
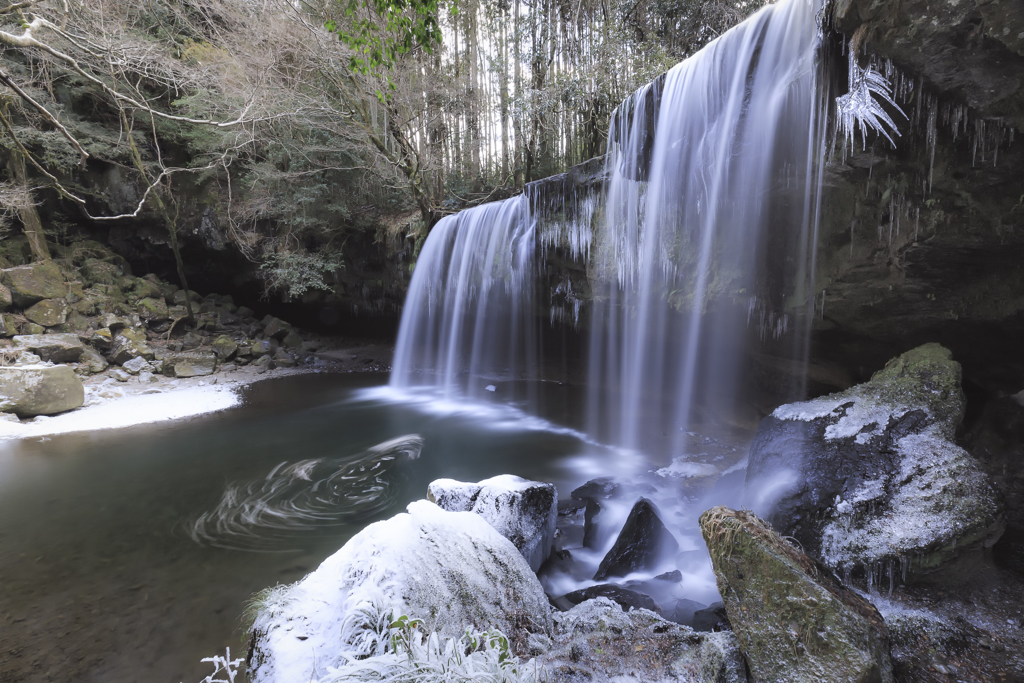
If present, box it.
[392,0,831,455]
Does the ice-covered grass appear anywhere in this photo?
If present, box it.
[0,384,240,439]
[247,500,551,683]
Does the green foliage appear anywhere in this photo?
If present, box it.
[326,0,445,97]
[259,249,344,299]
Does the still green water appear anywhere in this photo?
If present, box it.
[0,373,609,683]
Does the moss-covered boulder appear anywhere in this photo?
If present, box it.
[13,333,85,363]
[77,347,109,375]
[1,262,67,307]
[0,314,18,337]
[0,364,85,417]
[108,329,155,365]
[700,507,893,683]
[746,343,1003,582]
[0,284,11,311]
[210,335,238,361]
[24,298,69,327]
[164,351,217,377]
[80,258,123,286]
[136,297,170,322]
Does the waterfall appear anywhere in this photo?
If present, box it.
[390,196,537,400]
[587,0,827,454]
[391,0,830,454]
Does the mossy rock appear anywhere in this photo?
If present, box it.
[1,261,68,307]
[80,258,124,286]
[700,507,893,683]
[136,297,170,322]
[24,299,69,327]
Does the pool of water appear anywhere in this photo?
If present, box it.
[0,372,751,683]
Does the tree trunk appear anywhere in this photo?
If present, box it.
[7,152,50,261]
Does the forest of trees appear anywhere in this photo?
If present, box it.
[0,0,763,299]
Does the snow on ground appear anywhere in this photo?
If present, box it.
[0,380,241,439]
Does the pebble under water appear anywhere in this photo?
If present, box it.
[0,372,756,683]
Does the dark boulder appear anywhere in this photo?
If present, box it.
[746,343,1003,582]
[593,497,679,580]
[561,584,660,613]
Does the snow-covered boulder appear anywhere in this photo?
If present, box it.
[247,500,553,683]
[746,343,1003,581]
[427,474,558,572]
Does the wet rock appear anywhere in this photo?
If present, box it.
[665,598,707,628]
[248,500,552,683]
[583,498,603,549]
[700,506,893,683]
[165,352,217,378]
[21,323,44,335]
[23,298,69,327]
[78,347,108,375]
[138,370,158,384]
[692,601,731,632]
[2,261,67,307]
[428,474,558,572]
[0,365,85,416]
[211,335,238,361]
[594,497,679,580]
[136,297,169,322]
[108,330,155,365]
[0,283,11,311]
[746,343,1004,581]
[13,333,85,363]
[571,476,621,502]
[540,597,747,683]
[236,305,254,318]
[562,584,660,613]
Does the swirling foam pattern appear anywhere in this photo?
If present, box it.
[188,435,423,551]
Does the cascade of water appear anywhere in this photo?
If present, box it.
[391,0,844,462]
[390,196,537,399]
[586,0,828,455]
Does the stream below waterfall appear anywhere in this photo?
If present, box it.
[0,372,756,683]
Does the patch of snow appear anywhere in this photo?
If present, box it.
[772,389,914,443]
[0,385,240,439]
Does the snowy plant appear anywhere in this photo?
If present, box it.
[317,601,541,683]
[191,648,244,683]
[835,47,906,151]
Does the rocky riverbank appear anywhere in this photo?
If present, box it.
[0,248,393,437]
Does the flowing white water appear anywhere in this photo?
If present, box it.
[391,0,830,459]
[587,0,828,455]
[390,196,537,399]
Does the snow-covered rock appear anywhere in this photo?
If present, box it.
[539,598,747,682]
[428,474,558,572]
[247,500,553,683]
[746,343,1003,581]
